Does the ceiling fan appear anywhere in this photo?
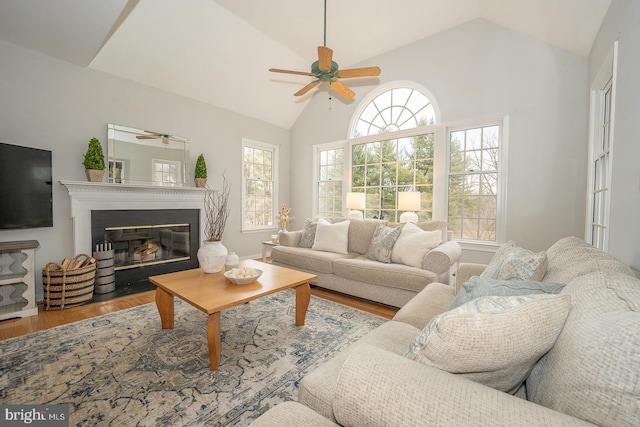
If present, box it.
[269,0,381,100]
[136,131,173,145]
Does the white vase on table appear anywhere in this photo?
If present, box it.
[197,240,228,273]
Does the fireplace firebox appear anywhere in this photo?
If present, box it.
[91,209,199,288]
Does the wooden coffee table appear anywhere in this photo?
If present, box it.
[149,259,317,370]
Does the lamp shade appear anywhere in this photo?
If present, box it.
[346,192,365,209]
[398,192,421,211]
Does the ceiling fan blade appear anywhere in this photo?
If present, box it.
[331,80,355,100]
[136,135,157,140]
[337,66,382,79]
[295,80,321,96]
[269,68,314,76]
[318,46,333,72]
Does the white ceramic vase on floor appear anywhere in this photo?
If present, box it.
[197,240,228,273]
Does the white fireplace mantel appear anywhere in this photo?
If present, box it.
[60,181,206,255]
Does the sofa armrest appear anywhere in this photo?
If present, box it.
[422,240,462,275]
[456,262,487,291]
[333,345,595,427]
[278,230,303,247]
[392,282,455,329]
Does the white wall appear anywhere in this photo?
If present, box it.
[0,40,291,299]
[589,0,640,270]
[290,19,588,262]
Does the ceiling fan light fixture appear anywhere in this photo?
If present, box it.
[268,0,381,100]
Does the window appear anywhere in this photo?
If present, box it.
[314,83,505,243]
[351,133,434,221]
[242,140,278,231]
[351,85,437,138]
[152,159,179,185]
[587,41,617,251]
[316,146,343,218]
[448,125,500,241]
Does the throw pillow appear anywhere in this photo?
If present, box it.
[480,242,548,281]
[298,218,318,248]
[390,222,442,268]
[366,223,403,263]
[448,276,566,310]
[311,218,350,254]
[405,293,571,394]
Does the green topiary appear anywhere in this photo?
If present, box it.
[83,137,105,170]
[195,154,207,179]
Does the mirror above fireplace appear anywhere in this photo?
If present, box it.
[107,123,190,186]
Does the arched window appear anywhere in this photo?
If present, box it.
[350,83,439,138]
[347,83,440,222]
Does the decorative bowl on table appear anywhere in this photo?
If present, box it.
[224,267,263,285]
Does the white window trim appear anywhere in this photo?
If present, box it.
[586,41,618,251]
[241,138,279,233]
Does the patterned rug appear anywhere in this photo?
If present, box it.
[0,290,385,426]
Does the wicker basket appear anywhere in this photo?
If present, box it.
[42,254,96,310]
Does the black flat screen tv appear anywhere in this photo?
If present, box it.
[0,142,53,229]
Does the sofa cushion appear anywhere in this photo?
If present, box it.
[391,222,442,268]
[271,246,355,274]
[405,293,571,394]
[481,241,548,281]
[366,223,402,263]
[341,218,386,254]
[449,276,566,310]
[298,218,318,248]
[527,270,640,426]
[299,320,419,422]
[312,218,350,254]
[543,236,639,284]
[334,256,437,293]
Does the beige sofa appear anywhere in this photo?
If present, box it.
[251,236,640,426]
[271,218,462,308]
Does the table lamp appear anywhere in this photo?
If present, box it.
[346,192,365,219]
[398,191,420,223]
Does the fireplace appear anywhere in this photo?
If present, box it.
[91,209,199,287]
[60,181,206,291]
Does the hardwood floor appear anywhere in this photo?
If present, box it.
[0,286,397,341]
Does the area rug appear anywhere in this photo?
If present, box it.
[0,290,385,426]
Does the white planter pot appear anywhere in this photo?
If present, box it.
[197,240,228,273]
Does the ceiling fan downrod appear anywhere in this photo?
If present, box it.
[323,0,327,47]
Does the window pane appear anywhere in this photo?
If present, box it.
[448,125,500,241]
[243,143,276,228]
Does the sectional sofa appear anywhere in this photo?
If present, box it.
[251,236,640,426]
[271,218,462,308]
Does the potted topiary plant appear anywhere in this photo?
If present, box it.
[194,154,207,188]
[83,137,106,182]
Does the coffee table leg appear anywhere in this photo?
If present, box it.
[295,282,311,326]
[207,311,221,370]
[155,287,174,329]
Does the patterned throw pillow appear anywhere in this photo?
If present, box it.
[366,223,402,263]
[298,218,318,248]
[448,276,565,310]
[405,293,571,394]
[481,241,548,281]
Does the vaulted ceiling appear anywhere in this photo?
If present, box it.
[0,0,611,129]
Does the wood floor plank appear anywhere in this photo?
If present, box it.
[0,287,397,341]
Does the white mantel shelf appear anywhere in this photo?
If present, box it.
[60,180,206,256]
